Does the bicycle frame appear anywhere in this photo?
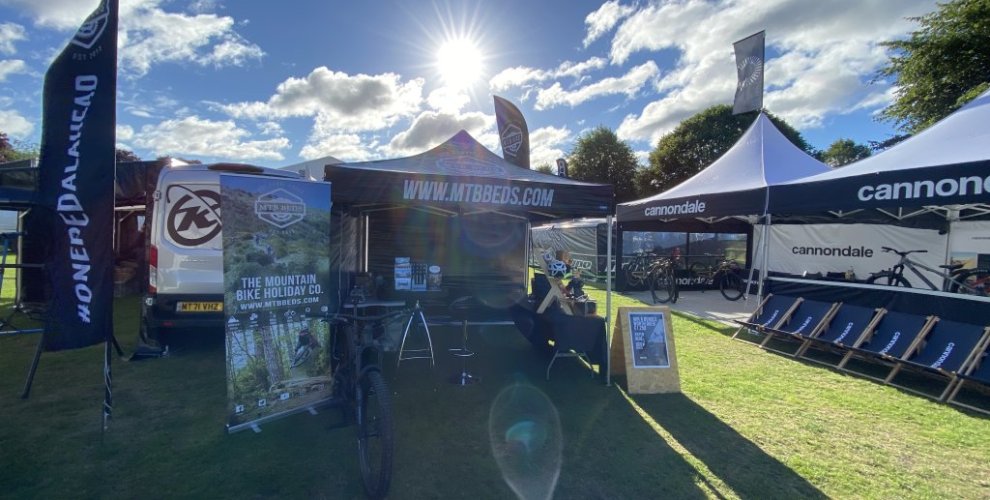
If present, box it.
[887,254,974,293]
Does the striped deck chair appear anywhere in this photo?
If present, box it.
[837,311,937,380]
[731,294,802,340]
[759,299,840,353]
[794,304,885,360]
[885,319,990,401]
[944,331,990,415]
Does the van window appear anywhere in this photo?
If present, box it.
[162,183,222,248]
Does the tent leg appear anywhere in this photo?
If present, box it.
[21,331,45,399]
[605,215,613,387]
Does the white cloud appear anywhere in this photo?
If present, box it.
[583,1,634,48]
[3,0,262,76]
[529,125,572,170]
[132,115,290,162]
[385,111,492,157]
[116,124,134,141]
[612,0,938,145]
[257,121,283,136]
[427,86,469,114]
[222,67,424,132]
[535,60,659,110]
[120,10,263,76]
[299,133,375,162]
[0,22,26,54]
[0,108,33,137]
[489,57,607,93]
[0,59,27,81]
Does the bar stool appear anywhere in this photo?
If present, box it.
[397,300,435,367]
[449,296,479,385]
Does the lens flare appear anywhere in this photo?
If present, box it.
[489,384,562,500]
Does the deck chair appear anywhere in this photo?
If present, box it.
[837,311,937,380]
[731,294,802,339]
[794,304,885,360]
[759,299,840,353]
[884,319,990,401]
[944,331,990,415]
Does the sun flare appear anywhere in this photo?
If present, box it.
[436,38,483,89]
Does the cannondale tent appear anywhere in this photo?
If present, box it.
[617,113,831,224]
[772,88,990,220]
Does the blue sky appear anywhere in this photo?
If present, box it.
[0,0,940,170]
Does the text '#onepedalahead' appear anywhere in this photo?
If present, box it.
[402,179,554,207]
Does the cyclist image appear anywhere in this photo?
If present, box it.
[291,327,320,368]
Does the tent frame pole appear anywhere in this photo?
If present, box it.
[605,215,613,387]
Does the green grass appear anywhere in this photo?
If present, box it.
[0,272,987,499]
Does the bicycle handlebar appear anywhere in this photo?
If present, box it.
[881,246,927,255]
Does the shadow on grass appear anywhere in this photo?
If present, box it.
[633,392,827,499]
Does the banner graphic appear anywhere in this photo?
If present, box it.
[221,175,333,429]
[754,224,946,278]
[732,30,765,115]
[35,0,118,351]
[494,95,531,169]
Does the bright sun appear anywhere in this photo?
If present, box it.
[436,38,483,89]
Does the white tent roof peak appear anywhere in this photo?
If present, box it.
[637,112,830,202]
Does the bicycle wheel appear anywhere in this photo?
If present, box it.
[650,269,674,304]
[357,370,394,499]
[951,269,990,296]
[670,269,679,303]
[719,272,745,301]
[866,272,912,288]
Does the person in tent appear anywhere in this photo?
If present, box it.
[555,249,586,299]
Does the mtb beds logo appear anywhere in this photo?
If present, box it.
[255,189,306,228]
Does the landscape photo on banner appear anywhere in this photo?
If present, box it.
[220,174,333,429]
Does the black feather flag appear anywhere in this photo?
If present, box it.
[494,96,531,169]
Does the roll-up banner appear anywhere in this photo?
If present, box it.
[753,224,946,278]
[220,174,333,432]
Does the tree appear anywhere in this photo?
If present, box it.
[116,148,141,162]
[877,0,990,133]
[566,126,640,203]
[818,138,872,167]
[0,131,38,163]
[534,163,554,175]
[637,105,812,196]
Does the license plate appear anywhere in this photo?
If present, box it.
[176,302,223,313]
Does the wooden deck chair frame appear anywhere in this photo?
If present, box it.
[836,313,938,381]
[535,249,574,315]
[731,294,802,340]
[943,329,990,415]
[793,305,886,361]
[884,321,990,401]
[759,300,841,354]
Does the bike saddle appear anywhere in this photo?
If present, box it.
[939,263,964,270]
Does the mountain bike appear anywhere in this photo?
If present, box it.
[623,250,657,289]
[688,258,746,301]
[648,255,679,304]
[326,305,407,499]
[866,246,990,296]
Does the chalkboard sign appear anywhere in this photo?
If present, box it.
[609,306,680,394]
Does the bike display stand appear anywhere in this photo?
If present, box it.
[0,232,43,338]
[396,300,434,367]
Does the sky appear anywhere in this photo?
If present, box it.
[0,0,942,171]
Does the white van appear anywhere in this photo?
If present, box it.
[142,163,302,341]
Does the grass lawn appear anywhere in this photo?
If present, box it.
[0,273,987,499]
